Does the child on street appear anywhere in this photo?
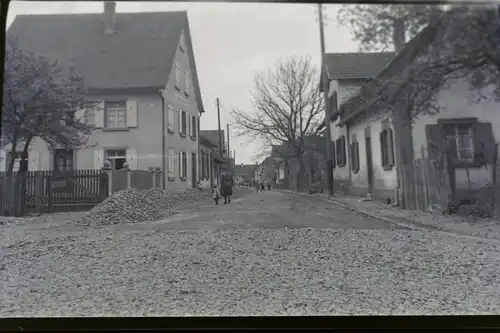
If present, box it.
[212,184,220,205]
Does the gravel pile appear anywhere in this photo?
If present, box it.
[75,187,250,227]
[2,228,500,316]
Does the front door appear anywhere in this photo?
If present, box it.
[191,153,197,188]
[365,135,374,194]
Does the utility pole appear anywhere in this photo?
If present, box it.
[216,98,222,185]
[318,3,334,197]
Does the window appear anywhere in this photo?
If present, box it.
[184,70,190,93]
[85,108,95,126]
[7,151,27,172]
[444,123,474,163]
[380,128,395,170]
[168,149,175,180]
[191,116,197,139]
[105,101,127,128]
[167,104,175,133]
[335,136,346,167]
[105,149,126,170]
[179,151,187,178]
[175,63,181,86]
[54,149,73,172]
[350,141,360,173]
[179,110,187,136]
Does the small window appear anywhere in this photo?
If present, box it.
[54,149,73,172]
[380,128,395,170]
[175,64,181,86]
[180,110,187,136]
[105,101,127,128]
[191,116,197,139]
[179,34,186,51]
[444,123,474,163]
[167,104,175,133]
[179,151,187,178]
[336,136,346,167]
[350,141,360,173]
[184,70,190,93]
[168,149,175,180]
[105,149,126,170]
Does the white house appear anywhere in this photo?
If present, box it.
[2,2,205,190]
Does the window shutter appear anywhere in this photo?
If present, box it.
[178,110,183,134]
[425,124,444,162]
[126,149,138,170]
[179,152,182,177]
[388,128,395,167]
[355,142,360,171]
[93,149,104,169]
[29,151,40,171]
[380,131,386,167]
[126,100,138,128]
[95,102,105,128]
[188,114,192,137]
[0,150,6,172]
[473,122,495,165]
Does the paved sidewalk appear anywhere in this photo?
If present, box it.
[279,190,500,242]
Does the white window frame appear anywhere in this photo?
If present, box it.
[175,63,181,85]
[168,149,175,179]
[167,104,175,133]
[445,124,475,162]
[105,149,127,170]
[105,101,127,129]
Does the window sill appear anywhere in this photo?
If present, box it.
[102,127,129,132]
[168,176,176,182]
[337,163,346,168]
[352,168,359,174]
[175,84,181,91]
[180,132,187,138]
[184,90,190,97]
[167,128,175,134]
[190,135,197,141]
[180,177,187,181]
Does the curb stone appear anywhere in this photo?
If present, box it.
[278,189,500,245]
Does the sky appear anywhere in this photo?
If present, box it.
[6,1,359,165]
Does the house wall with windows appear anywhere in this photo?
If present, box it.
[162,29,200,190]
[412,78,500,199]
[347,111,398,203]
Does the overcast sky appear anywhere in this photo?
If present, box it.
[6,1,358,165]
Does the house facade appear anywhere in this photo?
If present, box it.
[320,10,500,213]
[2,2,204,190]
[319,52,395,200]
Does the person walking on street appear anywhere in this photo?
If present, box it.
[212,184,220,205]
[221,171,234,204]
[267,183,271,191]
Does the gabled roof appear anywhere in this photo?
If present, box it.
[200,130,225,150]
[325,52,395,80]
[7,9,204,112]
[234,164,256,176]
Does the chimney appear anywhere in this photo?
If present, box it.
[104,1,116,35]
[393,18,406,53]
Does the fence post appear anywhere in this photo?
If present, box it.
[155,167,162,189]
[122,162,131,189]
[101,160,113,196]
[149,167,156,188]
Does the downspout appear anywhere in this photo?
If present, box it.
[346,123,352,191]
[157,89,166,189]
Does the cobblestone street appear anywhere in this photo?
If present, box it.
[124,189,400,232]
[2,190,500,316]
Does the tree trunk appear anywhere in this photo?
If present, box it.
[393,18,406,53]
[296,156,306,192]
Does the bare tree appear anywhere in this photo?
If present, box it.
[337,4,444,52]
[2,37,98,176]
[231,56,324,190]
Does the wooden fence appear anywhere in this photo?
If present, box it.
[404,149,452,213]
[0,169,108,216]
